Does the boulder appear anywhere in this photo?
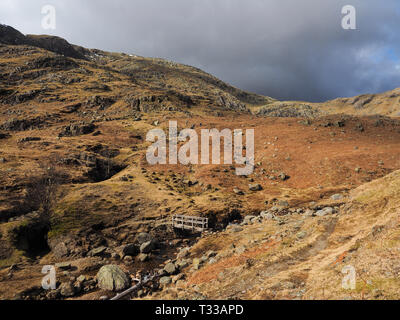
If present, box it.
[164,263,177,275]
[278,172,290,181]
[172,274,185,283]
[176,260,189,269]
[159,276,172,286]
[60,282,75,297]
[249,184,263,191]
[53,242,69,258]
[304,209,315,217]
[138,253,150,262]
[316,207,334,217]
[123,256,133,265]
[121,244,139,257]
[251,216,262,224]
[177,247,190,259]
[135,232,153,244]
[331,194,343,201]
[296,231,307,239]
[277,200,289,208]
[233,188,244,195]
[230,225,243,233]
[260,211,274,220]
[140,241,155,254]
[96,265,130,292]
[243,215,256,225]
[89,246,108,257]
[192,258,202,270]
[55,262,72,270]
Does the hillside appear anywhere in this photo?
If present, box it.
[0,25,399,300]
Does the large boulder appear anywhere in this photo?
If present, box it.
[96,265,130,292]
[164,263,177,275]
[249,184,263,191]
[120,244,139,257]
[140,241,155,254]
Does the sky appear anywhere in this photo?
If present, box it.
[1,0,400,102]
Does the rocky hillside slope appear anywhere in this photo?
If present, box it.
[151,169,400,300]
[0,25,399,300]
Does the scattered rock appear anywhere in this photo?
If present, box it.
[249,184,263,191]
[46,289,61,300]
[304,209,315,217]
[243,215,256,225]
[331,194,343,201]
[233,188,244,195]
[135,232,153,244]
[138,253,150,262]
[123,256,134,265]
[53,242,69,258]
[89,246,108,257]
[192,258,202,270]
[159,276,172,286]
[140,240,155,254]
[172,273,185,283]
[121,243,139,257]
[60,282,75,297]
[316,207,334,217]
[176,259,189,269]
[296,231,307,239]
[278,173,290,181]
[177,247,190,259]
[277,200,289,208]
[164,263,177,275]
[230,225,243,233]
[260,211,274,220]
[55,262,72,270]
[111,253,120,260]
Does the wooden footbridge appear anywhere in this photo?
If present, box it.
[172,215,209,232]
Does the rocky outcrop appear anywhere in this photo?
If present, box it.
[256,103,321,118]
[58,122,96,137]
[0,117,45,131]
[0,24,87,60]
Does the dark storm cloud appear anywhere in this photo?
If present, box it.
[1,0,400,101]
